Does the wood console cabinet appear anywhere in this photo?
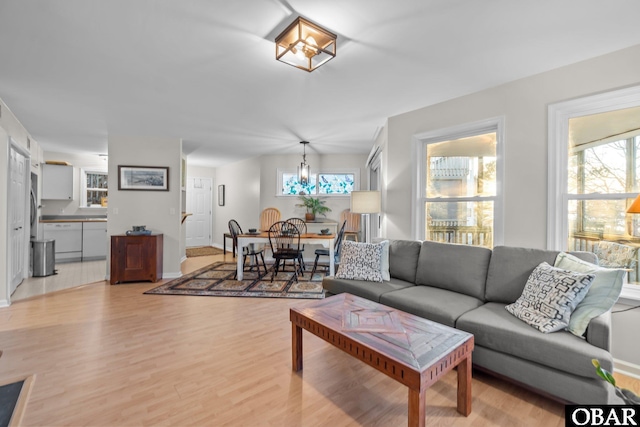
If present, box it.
[110,234,163,285]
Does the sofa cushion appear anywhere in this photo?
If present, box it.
[379,285,484,327]
[456,302,613,378]
[554,252,625,338]
[415,241,491,301]
[505,262,594,333]
[485,247,598,304]
[336,241,383,282]
[485,246,560,304]
[388,240,422,283]
[322,277,414,302]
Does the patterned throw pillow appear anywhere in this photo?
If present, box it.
[505,262,595,333]
[336,241,383,282]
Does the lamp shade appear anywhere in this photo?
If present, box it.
[350,191,381,214]
[627,194,640,213]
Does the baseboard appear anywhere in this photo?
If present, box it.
[0,299,10,308]
[614,358,640,380]
[163,271,182,280]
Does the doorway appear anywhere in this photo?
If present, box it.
[185,177,212,247]
[8,140,30,296]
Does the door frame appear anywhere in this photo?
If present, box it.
[6,138,31,302]
[368,154,382,241]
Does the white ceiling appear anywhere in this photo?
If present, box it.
[2,0,640,167]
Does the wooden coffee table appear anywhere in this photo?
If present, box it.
[290,293,474,427]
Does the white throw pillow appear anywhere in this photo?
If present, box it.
[336,241,383,282]
[554,252,625,337]
[505,262,595,333]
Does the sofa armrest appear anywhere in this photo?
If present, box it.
[585,310,612,351]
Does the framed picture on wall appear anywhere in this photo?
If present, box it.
[118,166,169,191]
[218,185,225,206]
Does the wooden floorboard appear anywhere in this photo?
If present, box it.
[0,253,636,426]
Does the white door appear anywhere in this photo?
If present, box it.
[186,177,212,247]
[9,144,28,294]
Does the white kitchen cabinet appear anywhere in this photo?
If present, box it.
[42,164,73,200]
[43,222,82,262]
[82,222,107,260]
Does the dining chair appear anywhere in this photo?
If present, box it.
[268,221,303,282]
[286,217,307,271]
[260,207,281,233]
[340,209,360,242]
[228,219,267,278]
[311,220,347,277]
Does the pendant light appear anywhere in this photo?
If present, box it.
[298,141,310,185]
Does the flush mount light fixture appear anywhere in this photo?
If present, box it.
[275,17,336,72]
[298,141,310,185]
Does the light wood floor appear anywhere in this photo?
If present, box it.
[1,253,637,426]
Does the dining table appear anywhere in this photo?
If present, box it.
[236,231,335,280]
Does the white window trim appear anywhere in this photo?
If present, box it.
[411,116,505,244]
[548,84,640,301]
[80,168,108,208]
[276,168,360,197]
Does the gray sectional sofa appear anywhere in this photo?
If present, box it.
[322,239,620,404]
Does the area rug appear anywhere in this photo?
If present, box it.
[144,262,326,299]
[0,375,34,427]
[186,246,225,257]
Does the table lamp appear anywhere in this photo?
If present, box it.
[626,194,640,236]
[350,190,381,243]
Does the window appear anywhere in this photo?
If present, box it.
[412,117,504,248]
[317,173,354,195]
[548,84,640,298]
[81,169,108,207]
[277,169,358,196]
[566,124,640,284]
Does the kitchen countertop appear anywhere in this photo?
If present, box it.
[40,215,107,223]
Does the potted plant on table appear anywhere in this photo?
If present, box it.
[296,196,331,221]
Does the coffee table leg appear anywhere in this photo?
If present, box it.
[408,388,425,427]
[457,355,472,416]
[292,323,303,371]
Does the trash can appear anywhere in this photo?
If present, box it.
[32,239,55,277]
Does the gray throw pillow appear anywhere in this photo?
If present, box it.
[505,262,595,333]
[336,241,383,282]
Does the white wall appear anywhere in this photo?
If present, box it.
[212,156,261,248]
[382,44,640,368]
[259,153,369,222]
[384,44,640,248]
[208,153,369,249]
[107,136,183,278]
[41,151,108,216]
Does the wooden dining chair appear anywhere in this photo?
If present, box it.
[268,221,303,282]
[260,207,281,232]
[286,218,307,271]
[311,221,347,277]
[228,219,267,278]
[340,209,360,242]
